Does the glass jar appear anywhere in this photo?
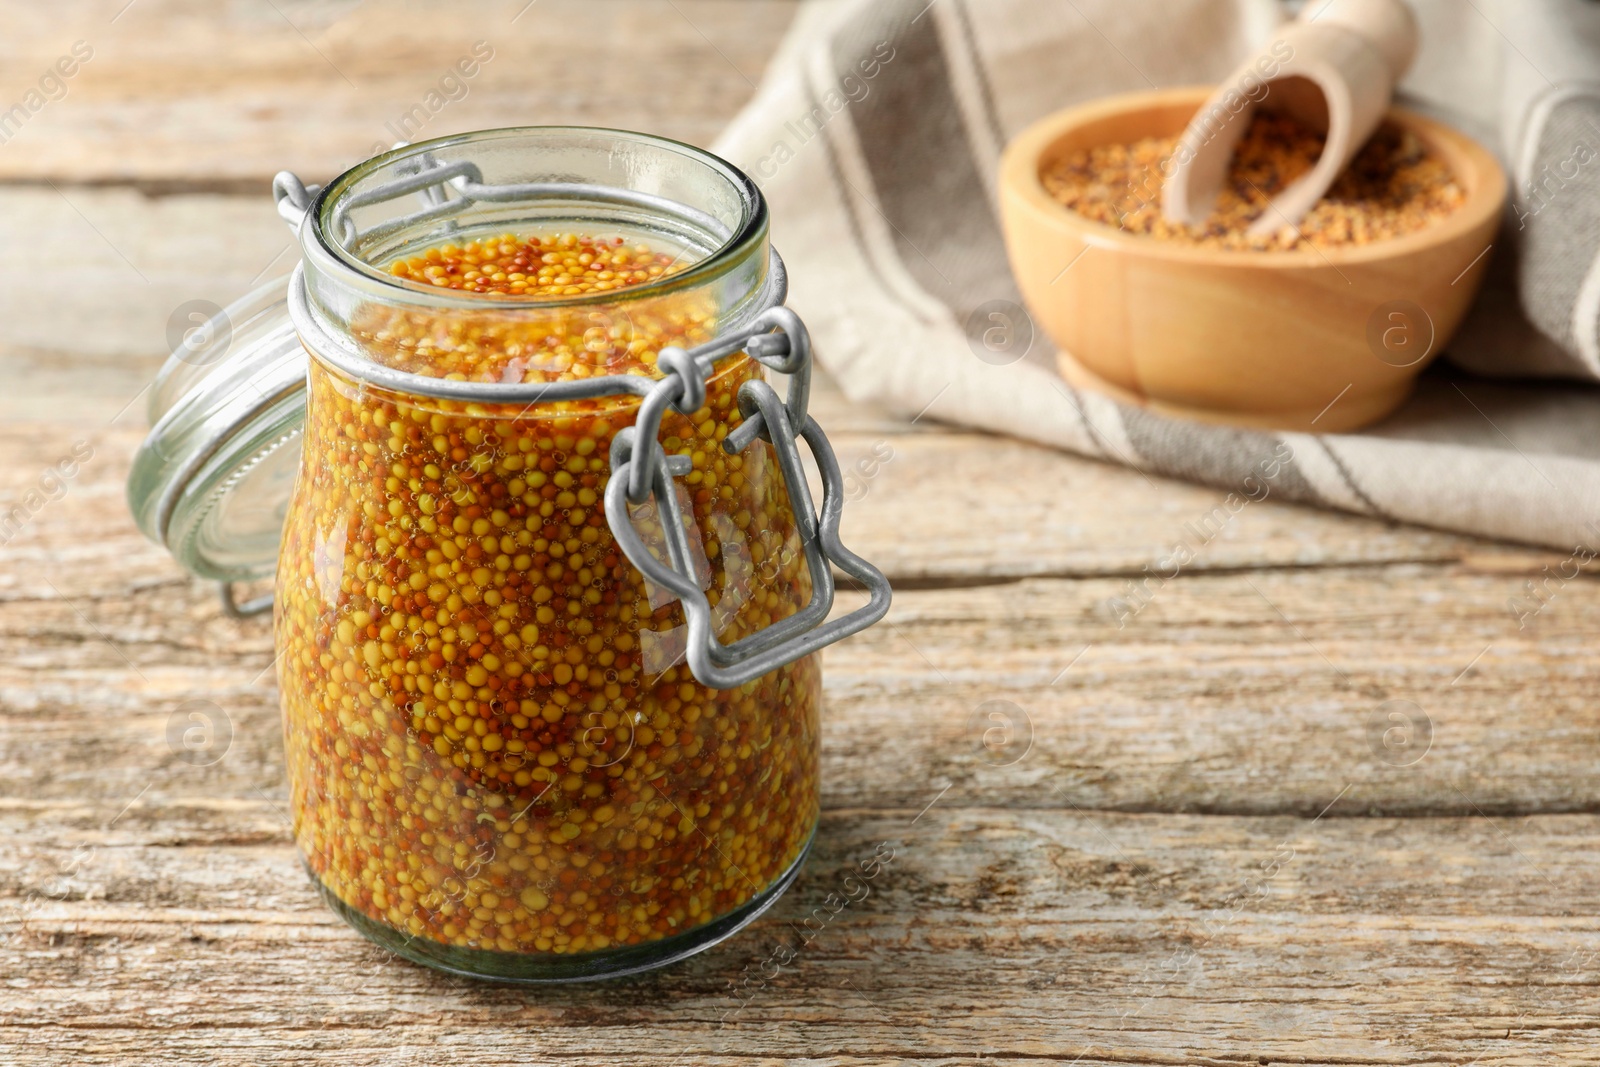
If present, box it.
[128,127,889,982]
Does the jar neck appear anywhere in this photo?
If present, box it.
[292,128,773,402]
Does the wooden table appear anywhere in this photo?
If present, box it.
[5,3,1599,1063]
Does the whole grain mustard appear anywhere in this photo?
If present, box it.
[276,232,819,958]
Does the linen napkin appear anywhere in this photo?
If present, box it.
[713,0,1600,550]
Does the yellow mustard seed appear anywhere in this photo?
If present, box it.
[277,233,819,958]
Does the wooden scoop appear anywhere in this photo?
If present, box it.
[1161,0,1418,239]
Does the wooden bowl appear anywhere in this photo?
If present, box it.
[998,87,1507,432]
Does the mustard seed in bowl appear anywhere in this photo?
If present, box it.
[1041,111,1466,251]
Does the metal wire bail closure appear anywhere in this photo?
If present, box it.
[605,309,891,690]
[273,149,890,690]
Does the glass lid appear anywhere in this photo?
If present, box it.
[126,273,307,583]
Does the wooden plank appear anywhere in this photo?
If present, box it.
[0,416,1544,603]
[1,0,797,188]
[6,556,1598,816]
[4,799,1599,1064]
[0,186,921,433]
[0,415,1525,598]
[3,422,1497,591]
[821,565,1600,816]
[3,426,1596,817]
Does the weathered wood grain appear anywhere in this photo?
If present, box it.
[3,426,1597,819]
[6,2,1598,1063]
[0,185,924,436]
[1,0,796,188]
[4,800,1600,1065]
[0,423,1537,592]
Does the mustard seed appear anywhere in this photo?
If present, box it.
[1043,111,1466,251]
[278,232,819,958]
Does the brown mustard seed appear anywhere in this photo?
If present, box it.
[1041,111,1467,251]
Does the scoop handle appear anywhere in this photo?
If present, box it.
[1161,0,1418,231]
[1311,0,1418,82]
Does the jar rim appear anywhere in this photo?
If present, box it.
[308,125,769,312]
[286,247,788,406]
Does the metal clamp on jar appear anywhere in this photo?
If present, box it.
[127,127,891,982]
